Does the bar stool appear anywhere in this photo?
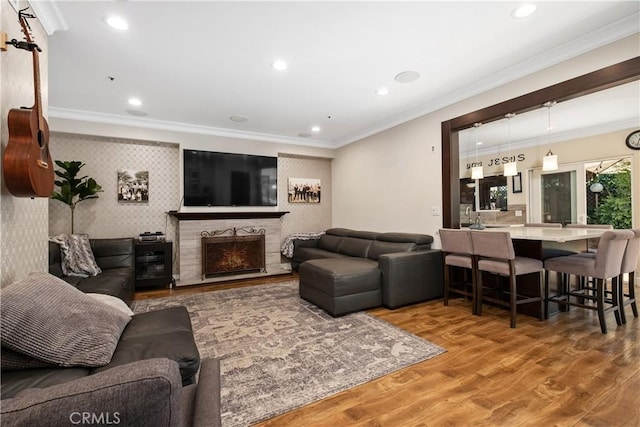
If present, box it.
[470,231,544,328]
[566,224,613,254]
[544,230,633,333]
[439,229,477,314]
[618,229,640,324]
[566,224,620,294]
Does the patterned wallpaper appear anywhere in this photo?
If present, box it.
[278,154,332,242]
[48,133,180,243]
[0,4,50,288]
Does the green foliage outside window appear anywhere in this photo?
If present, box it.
[588,162,631,229]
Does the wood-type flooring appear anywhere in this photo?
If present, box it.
[135,274,639,426]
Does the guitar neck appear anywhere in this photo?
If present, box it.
[32,48,44,131]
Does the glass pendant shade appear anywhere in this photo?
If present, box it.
[542,102,558,171]
[503,161,518,176]
[542,150,558,171]
[590,182,604,193]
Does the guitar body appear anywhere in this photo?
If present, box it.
[3,106,54,197]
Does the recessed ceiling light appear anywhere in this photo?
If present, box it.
[128,97,142,107]
[230,115,249,123]
[376,87,389,96]
[394,71,420,83]
[271,60,288,71]
[105,15,129,30]
[311,126,321,132]
[511,4,537,18]
[126,109,148,117]
[476,142,483,146]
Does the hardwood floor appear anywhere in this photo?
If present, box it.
[135,276,640,426]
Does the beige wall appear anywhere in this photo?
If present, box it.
[0,2,50,287]
[333,36,639,245]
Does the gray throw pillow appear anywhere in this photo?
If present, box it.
[1,347,56,371]
[49,234,102,277]
[0,272,131,367]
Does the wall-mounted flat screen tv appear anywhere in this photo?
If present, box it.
[183,150,277,207]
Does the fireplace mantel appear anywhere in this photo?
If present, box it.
[174,214,288,286]
[168,211,289,221]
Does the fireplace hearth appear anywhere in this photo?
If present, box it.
[201,228,266,278]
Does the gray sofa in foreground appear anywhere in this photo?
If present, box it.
[2,244,220,426]
[292,228,443,315]
[1,358,221,427]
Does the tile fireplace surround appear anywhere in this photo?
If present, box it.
[170,212,289,286]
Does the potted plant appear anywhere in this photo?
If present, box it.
[51,160,103,233]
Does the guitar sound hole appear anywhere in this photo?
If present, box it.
[37,130,45,148]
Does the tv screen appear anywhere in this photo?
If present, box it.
[183,150,277,207]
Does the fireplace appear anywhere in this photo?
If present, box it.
[201,228,266,278]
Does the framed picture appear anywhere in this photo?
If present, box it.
[118,169,149,203]
[288,178,321,203]
[512,172,523,193]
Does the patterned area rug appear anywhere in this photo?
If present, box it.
[133,281,446,426]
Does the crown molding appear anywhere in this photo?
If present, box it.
[332,12,640,148]
[48,107,333,149]
[29,0,68,35]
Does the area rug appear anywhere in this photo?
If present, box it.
[133,281,446,426]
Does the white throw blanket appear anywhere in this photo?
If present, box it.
[280,232,324,258]
[49,234,102,277]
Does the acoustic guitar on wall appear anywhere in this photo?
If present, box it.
[3,9,54,198]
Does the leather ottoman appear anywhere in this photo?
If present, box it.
[299,258,382,316]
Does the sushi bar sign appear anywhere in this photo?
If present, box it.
[466,153,526,170]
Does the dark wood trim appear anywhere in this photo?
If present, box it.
[167,211,289,220]
[441,57,640,229]
[441,120,457,228]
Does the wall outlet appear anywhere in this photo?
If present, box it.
[431,206,441,216]
[515,210,522,217]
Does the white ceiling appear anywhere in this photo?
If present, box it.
[40,1,639,149]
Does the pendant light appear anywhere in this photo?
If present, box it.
[542,101,558,171]
[471,123,484,179]
[503,113,517,176]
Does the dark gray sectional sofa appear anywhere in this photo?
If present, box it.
[292,228,443,315]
